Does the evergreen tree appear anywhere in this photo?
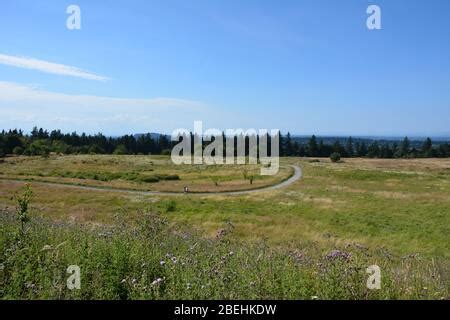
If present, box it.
[285,132,294,156]
[279,133,286,156]
[333,140,346,156]
[345,137,354,157]
[400,136,411,158]
[298,145,306,157]
[318,140,325,157]
[0,136,5,157]
[31,126,39,140]
[292,141,300,156]
[308,135,319,157]
[367,141,380,158]
[380,143,393,158]
[421,137,433,157]
[356,141,368,157]
[439,142,449,157]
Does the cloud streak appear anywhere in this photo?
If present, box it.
[0,81,208,134]
[0,81,203,109]
[0,53,110,81]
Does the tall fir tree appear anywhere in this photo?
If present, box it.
[308,135,318,157]
[345,137,354,157]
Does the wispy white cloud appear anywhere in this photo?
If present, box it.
[0,53,110,81]
[0,81,203,108]
[0,81,209,134]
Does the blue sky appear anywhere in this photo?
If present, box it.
[0,0,449,136]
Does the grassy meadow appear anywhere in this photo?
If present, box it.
[0,155,449,299]
[0,155,292,193]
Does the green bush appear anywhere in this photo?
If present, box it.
[139,176,160,183]
[52,141,70,154]
[113,145,128,155]
[12,146,24,155]
[155,174,180,181]
[88,144,105,155]
[164,200,177,212]
[330,152,341,163]
[24,140,50,156]
[161,149,171,156]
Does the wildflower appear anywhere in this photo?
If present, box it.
[121,279,126,284]
[151,278,164,286]
[290,250,306,264]
[181,232,190,239]
[216,229,227,239]
[25,282,35,289]
[171,257,178,264]
[160,260,165,266]
[355,243,367,251]
[41,245,53,251]
[326,249,351,261]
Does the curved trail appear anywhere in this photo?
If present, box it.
[0,165,302,197]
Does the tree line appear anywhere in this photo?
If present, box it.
[0,127,449,158]
[0,128,172,157]
[281,134,450,158]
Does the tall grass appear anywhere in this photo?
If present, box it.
[0,208,447,300]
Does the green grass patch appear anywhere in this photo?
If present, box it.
[1,211,447,300]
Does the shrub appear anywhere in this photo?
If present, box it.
[210,176,220,186]
[164,200,177,212]
[75,172,86,179]
[13,184,33,234]
[88,144,105,155]
[120,172,139,181]
[242,169,248,180]
[113,145,128,155]
[155,174,180,181]
[330,152,341,163]
[52,141,70,154]
[140,176,160,183]
[161,149,171,156]
[12,146,24,155]
[24,140,50,156]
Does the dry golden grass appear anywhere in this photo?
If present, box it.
[326,157,450,172]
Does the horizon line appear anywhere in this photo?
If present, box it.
[2,127,450,140]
